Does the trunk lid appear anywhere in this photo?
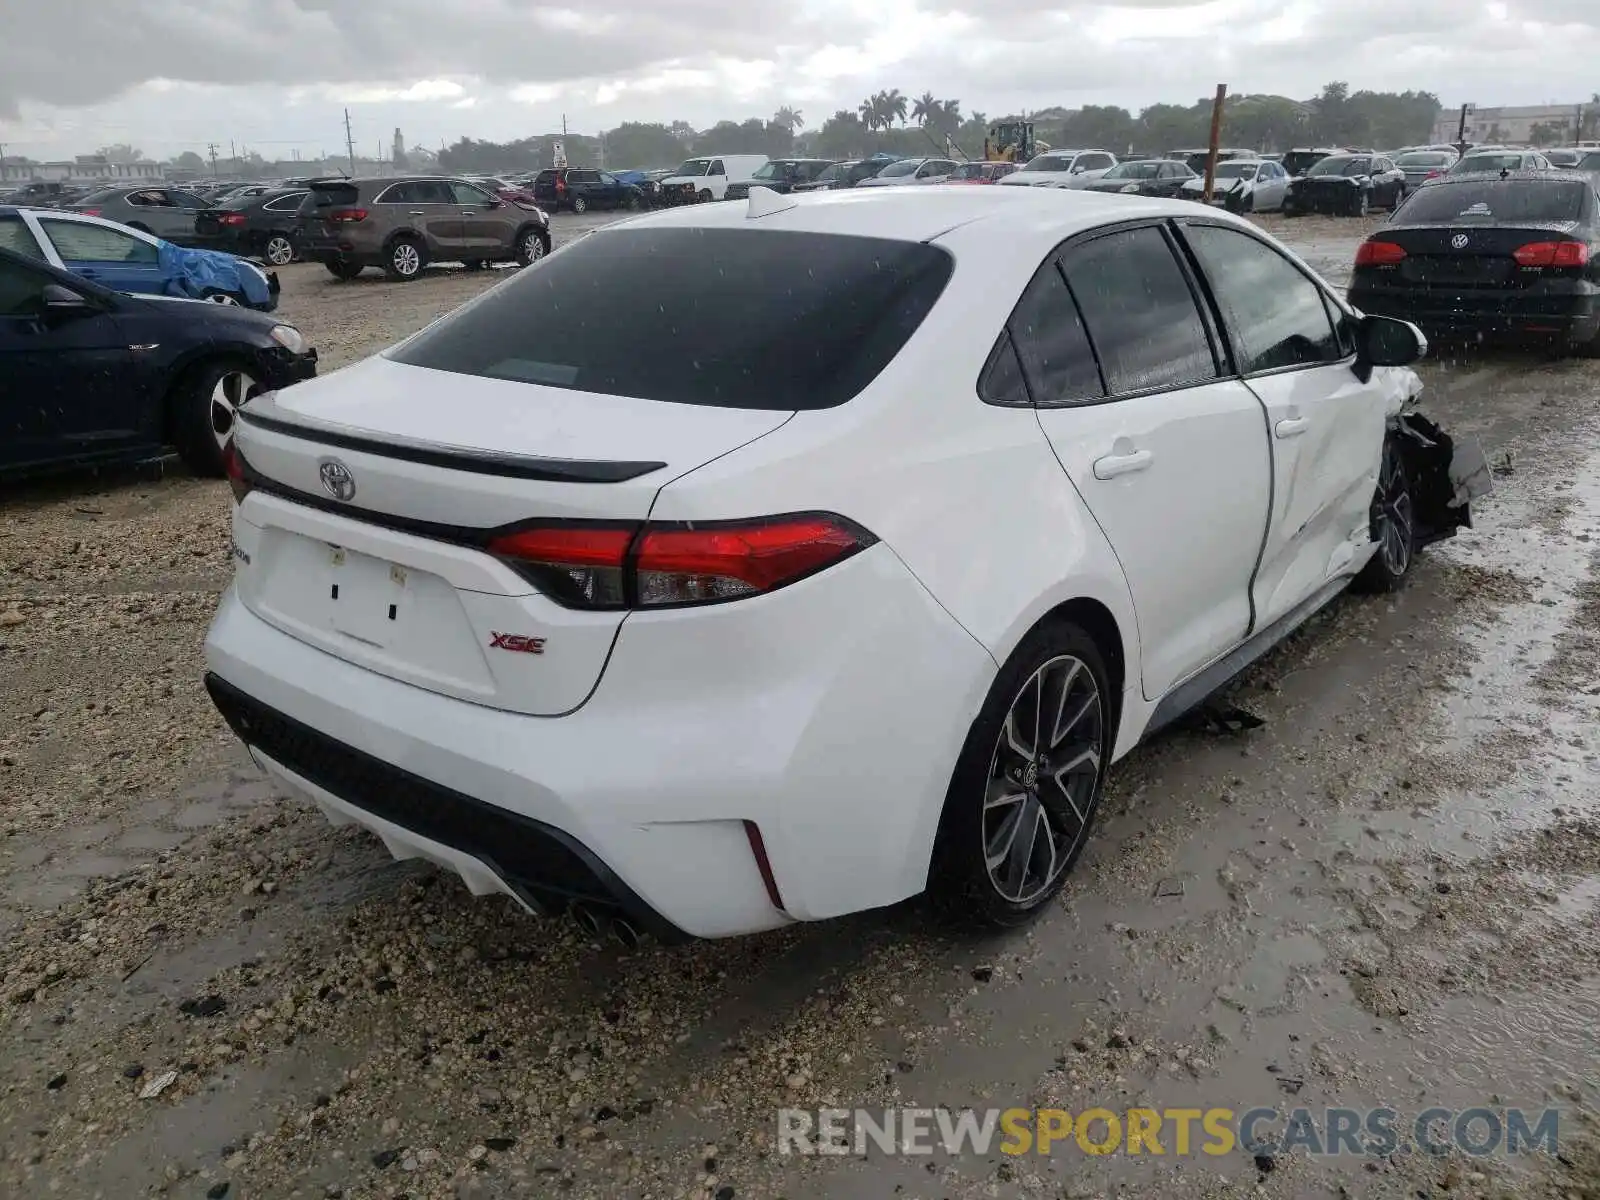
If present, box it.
[1373,222,1587,289]
[231,355,791,715]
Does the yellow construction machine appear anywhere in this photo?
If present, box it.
[984,120,1048,163]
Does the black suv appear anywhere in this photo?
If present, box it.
[531,168,645,213]
[724,159,838,200]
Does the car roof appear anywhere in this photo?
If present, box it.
[594,184,1248,250]
[1419,168,1585,187]
[1,205,164,241]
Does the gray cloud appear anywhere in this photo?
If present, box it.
[0,0,861,115]
[4,0,1600,158]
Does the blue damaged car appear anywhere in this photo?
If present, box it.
[0,205,279,311]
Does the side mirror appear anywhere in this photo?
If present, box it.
[486,196,505,208]
[41,283,97,318]
[1357,314,1427,368]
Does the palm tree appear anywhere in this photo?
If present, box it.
[773,106,805,133]
[883,88,909,127]
[858,96,879,131]
[912,91,938,127]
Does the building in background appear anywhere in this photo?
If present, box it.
[0,154,163,185]
[1430,103,1590,146]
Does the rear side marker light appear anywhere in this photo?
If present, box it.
[223,442,252,504]
[1355,240,1406,266]
[219,213,247,226]
[743,820,786,912]
[1513,241,1590,268]
[485,513,875,611]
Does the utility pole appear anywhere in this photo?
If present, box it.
[561,113,568,138]
[1201,83,1227,203]
[1456,103,1473,155]
[207,142,220,177]
[344,108,357,176]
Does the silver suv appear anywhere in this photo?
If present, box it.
[295,176,552,281]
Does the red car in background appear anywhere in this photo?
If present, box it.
[943,162,1020,184]
[467,175,539,206]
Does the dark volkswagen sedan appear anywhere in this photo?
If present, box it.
[1348,172,1600,354]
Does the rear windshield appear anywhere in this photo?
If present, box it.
[1453,153,1526,174]
[309,182,359,207]
[388,227,954,410]
[1396,180,1588,224]
[1395,152,1453,167]
[1104,162,1160,179]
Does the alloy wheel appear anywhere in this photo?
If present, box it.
[210,368,258,456]
[206,292,240,306]
[983,654,1104,904]
[523,232,545,262]
[573,197,588,213]
[392,242,421,277]
[265,236,294,265]
[1374,442,1413,576]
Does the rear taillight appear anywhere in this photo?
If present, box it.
[78,207,101,217]
[328,207,368,223]
[224,442,252,504]
[1355,240,1407,266]
[219,212,247,226]
[1425,170,1442,180]
[485,514,874,610]
[1513,240,1590,268]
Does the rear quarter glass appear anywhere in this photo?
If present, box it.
[387,227,955,411]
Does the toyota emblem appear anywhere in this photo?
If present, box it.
[318,458,356,501]
[1450,233,1469,249]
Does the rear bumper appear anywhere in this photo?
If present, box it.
[1349,283,1600,341]
[202,544,995,939]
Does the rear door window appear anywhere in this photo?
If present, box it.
[388,227,953,410]
[1005,261,1103,405]
[1060,226,1217,395]
[38,219,159,264]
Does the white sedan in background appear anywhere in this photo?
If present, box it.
[205,186,1480,942]
[998,149,1120,189]
[1180,158,1291,211]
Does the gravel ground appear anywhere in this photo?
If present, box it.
[1,209,1597,1200]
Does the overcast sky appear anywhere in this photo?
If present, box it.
[3,0,1599,161]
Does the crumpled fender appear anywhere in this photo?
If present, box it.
[156,241,272,306]
[1391,409,1492,547]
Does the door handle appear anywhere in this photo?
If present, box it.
[409,210,426,215]
[1092,449,1152,479]
[1275,417,1309,439]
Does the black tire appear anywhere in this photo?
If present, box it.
[1352,189,1370,218]
[929,619,1114,927]
[168,358,257,478]
[697,189,713,203]
[571,196,588,214]
[514,226,550,267]
[623,192,640,211]
[324,259,363,281]
[384,236,425,282]
[1354,435,1417,594]
[1390,184,1406,210]
[463,259,487,271]
[262,234,295,266]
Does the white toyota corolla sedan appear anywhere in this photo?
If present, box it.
[205,185,1480,942]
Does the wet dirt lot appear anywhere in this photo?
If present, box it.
[1,211,1597,1200]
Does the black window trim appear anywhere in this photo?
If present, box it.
[978,216,1238,411]
[1170,216,1357,382]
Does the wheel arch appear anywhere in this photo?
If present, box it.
[159,348,261,442]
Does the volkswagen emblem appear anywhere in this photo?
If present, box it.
[318,458,356,502]
[1450,233,1470,249]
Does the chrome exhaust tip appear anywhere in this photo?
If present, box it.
[609,916,642,950]
[571,903,605,938]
